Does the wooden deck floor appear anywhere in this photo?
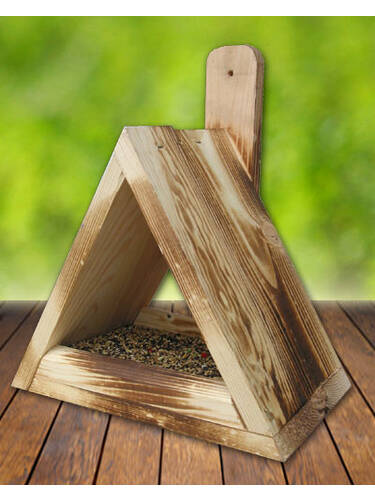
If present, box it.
[0,300,374,484]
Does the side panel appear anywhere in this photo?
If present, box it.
[119,126,346,435]
[13,144,167,390]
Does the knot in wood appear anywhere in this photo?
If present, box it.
[260,220,282,247]
[312,391,329,415]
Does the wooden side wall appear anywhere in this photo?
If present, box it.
[118,126,347,435]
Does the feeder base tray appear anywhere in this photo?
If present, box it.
[67,325,220,378]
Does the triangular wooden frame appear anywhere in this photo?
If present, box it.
[13,46,350,461]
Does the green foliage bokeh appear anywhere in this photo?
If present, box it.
[1,16,375,300]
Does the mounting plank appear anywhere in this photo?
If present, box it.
[206,45,264,191]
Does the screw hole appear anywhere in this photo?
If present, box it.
[228,70,234,77]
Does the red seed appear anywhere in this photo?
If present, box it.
[201,352,208,358]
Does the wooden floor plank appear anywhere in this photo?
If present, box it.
[0,391,60,484]
[161,431,222,484]
[284,422,350,484]
[339,301,375,349]
[221,447,285,484]
[29,402,109,485]
[96,418,161,484]
[316,302,375,484]
[1,300,374,484]
[160,300,222,485]
[315,301,375,411]
[0,301,36,349]
[0,303,43,416]
[325,381,375,485]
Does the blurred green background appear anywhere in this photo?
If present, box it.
[1,17,375,300]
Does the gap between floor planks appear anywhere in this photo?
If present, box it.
[0,300,374,484]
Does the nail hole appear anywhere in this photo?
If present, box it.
[157,145,164,149]
[167,313,172,319]
[228,70,234,76]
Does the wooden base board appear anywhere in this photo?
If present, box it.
[15,305,350,462]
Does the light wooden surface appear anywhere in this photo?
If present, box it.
[135,303,201,336]
[205,45,264,191]
[0,300,374,484]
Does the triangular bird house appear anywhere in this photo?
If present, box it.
[13,45,350,462]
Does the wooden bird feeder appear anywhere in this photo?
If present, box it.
[13,45,350,461]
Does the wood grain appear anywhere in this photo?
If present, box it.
[161,431,222,484]
[32,345,245,430]
[315,301,375,410]
[160,300,222,485]
[29,377,282,460]
[339,301,375,349]
[118,126,347,437]
[13,44,264,391]
[221,447,285,484]
[206,45,264,191]
[0,391,60,484]
[13,148,167,390]
[13,122,348,460]
[284,422,350,484]
[0,301,374,483]
[96,299,163,485]
[325,382,375,484]
[29,403,108,485]
[135,305,201,336]
[96,417,161,484]
[317,302,375,484]
[0,303,43,415]
[273,367,349,460]
[0,301,35,349]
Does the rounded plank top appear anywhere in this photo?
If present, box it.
[205,45,264,191]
